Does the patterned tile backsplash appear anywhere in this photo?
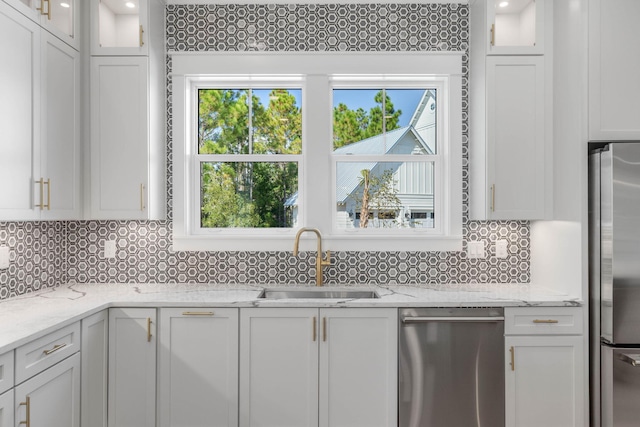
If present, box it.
[0,3,531,300]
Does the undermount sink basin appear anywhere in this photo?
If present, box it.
[258,288,380,299]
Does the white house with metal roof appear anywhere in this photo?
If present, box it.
[287,89,437,229]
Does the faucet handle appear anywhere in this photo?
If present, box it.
[322,250,332,266]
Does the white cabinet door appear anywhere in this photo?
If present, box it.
[486,56,545,220]
[14,352,81,427]
[40,30,80,220]
[2,0,78,49]
[0,389,13,427]
[240,308,319,427]
[0,2,40,221]
[108,308,156,427]
[159,308,239,427]
[81,310,108,427]
[589,0,640,141]
[505,335,584,427]
[319,308,397,427]
[91,56,149,220]
[90,0,149,56]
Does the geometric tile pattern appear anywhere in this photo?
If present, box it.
[65,220,529,286]
[0,221,66,299]
[166,3,469,52]
[0,4,531,301]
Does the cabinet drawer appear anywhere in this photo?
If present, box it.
[15,322,80,384]
[0,351,13,395]
[504,307,583,335]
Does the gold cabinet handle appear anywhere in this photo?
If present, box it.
[147,317,152,342]
[182,311,214,316]
[43,343,66,355]
[533,319,560,324]
[490,23,495,46]
[140,184,145,211]
[35,178,44,210]
[19,396,31,427]
[139,25,144,47]
[509,346,515,371]
[37,0,50,19]
[44,179,50,210]
[313,317,317,342]
[322,317,327,342]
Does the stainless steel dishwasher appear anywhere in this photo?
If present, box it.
[399,307,505,427]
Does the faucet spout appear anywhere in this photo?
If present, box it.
[293,228,331,286]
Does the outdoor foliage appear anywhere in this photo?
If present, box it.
[198,89,300,228]
[333,89,402,149]
[198,88,404,228]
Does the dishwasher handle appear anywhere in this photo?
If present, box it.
[402,316,505,324]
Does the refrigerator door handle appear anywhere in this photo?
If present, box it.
[619,353,640,367]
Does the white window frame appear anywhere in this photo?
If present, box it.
[171,52,463,251]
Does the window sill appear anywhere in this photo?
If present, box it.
[172,234,463,252]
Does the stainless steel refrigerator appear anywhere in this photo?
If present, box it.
[590,143,640,427]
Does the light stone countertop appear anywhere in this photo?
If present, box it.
[0,282,582,354]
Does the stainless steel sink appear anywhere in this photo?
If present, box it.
[258,288,380,299]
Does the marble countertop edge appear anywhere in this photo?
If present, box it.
[0,282,583,354]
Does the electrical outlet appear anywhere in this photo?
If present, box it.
[0,246,9,269]
[467,241,485,259]
[104,240,117,259]
[495,239,508,258]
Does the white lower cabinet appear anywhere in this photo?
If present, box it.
[239,307,397,427]
[14,352,81,427]
[108,308,156,427]
[505,307,585,427]
[81,310,109,427]
[0,389,13,427]
[158,308,239,427]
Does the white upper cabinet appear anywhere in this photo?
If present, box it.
[91,56,149,219]
[487,0,545,55]
[589,0,640,140]
[470,0,551,220]
[2,0,78,50]
[91,0,148,55]
[0,2,80,221]
[485,56,546,219]
[0,2,40,221]
[40,30,81,220]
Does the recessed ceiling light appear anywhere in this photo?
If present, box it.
[60,2,69,7]
[499,1,509,7]
[125,1,135,8]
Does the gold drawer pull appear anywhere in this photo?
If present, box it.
[19,396,31,426]
[182,311,214,316]
[43,343,66,355]
[139,25,144,47]
[533,319,560,324]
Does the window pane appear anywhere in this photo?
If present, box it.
[198,89,250,154]
[333,89,436,154]
[335,161,435,229]
[200,162,298,228]
[252,89,302,154]
[198,88,302,155]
